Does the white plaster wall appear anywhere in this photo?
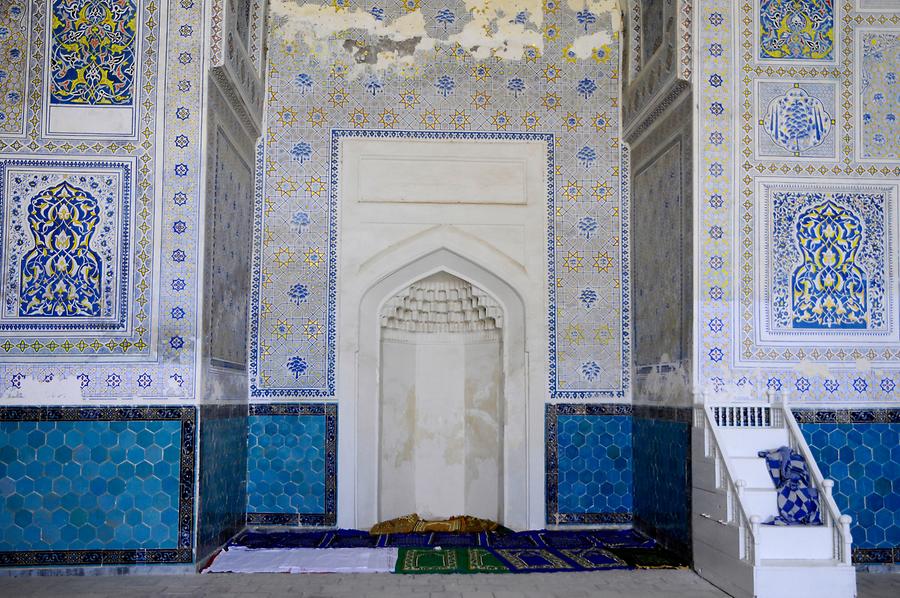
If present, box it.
[464,338,503,521]
[337,137,548,529]
[379,331,502,522]
[412,339,467,519]
[378,338,417,519]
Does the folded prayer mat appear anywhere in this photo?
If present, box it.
[758,446,822,525]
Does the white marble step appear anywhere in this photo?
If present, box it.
[740,487,780,520]
[755,559,856,598]
[731,455,777,489]
[757,525,835,560]
[719,427,790,458]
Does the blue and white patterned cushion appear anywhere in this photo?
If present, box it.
[757,446,822,526]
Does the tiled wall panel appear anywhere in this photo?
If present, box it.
[197,404,248,562]
[545,404,633,524]
[0,407,195,566]
[632,408,691,558]
[251,0,628,399]
[246,403,337,526]
[696,0,900,400]
[797,410,900,563]
[0,0,208,401]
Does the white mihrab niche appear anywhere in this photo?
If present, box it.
[335,135,549,530]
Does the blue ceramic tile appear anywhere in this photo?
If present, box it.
[0,420,182,552]
[800,422,900,560]
[246,404,337,525]
[546,405,633,524]
[633,416,691,556]
[197,404,248,561]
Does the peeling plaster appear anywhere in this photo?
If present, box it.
[270,0,621,76]
[1,376,85,404]
[795,359,834,379]
[634,355,692,408]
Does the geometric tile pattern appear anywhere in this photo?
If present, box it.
[197,404,248,562]
[697,0,900,401]
[632,408,691,558]
[206,119,254,371]
[250,128,598,398]
[252,0,627,398]
[0,2,30,137]
[545,404,633,524]
[799,417,900,563]
[246,403,337,526]
[0,406,195,566]
[0,0,205,399]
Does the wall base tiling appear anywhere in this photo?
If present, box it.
[795,409,900,565]
[545,404,634,525]
[632,405,691,559]
[196,404,248,563]
[0,407,196,567]
[246,404,337,526]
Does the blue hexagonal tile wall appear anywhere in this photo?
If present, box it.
[545,404,633,524]
[0,407,195,567]
[246,404,337,526]
[197,404,248,562]
[796,409,900,564]
[632,407,691,558]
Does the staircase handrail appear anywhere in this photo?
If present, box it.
[775,390,853,566]
[695,391,759,566]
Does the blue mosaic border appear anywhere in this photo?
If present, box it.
[245,402,337,526]
[249,128,630,399]
[0,406,196,566]
[545,403,633,524]
[0,158,133,333]
[792,408,900,424]
[854,548,899,564]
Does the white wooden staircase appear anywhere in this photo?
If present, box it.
[692,390,857,598]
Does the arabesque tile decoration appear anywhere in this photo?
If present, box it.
[251,0,628,399]
[0,2,30,137]
[0,0,207,401]
[48,0,139,106]
[697,0,900,402]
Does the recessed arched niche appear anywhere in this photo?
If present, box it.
[378,272,504,522]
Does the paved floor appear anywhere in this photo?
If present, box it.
[0,571,896,597]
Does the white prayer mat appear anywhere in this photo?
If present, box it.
[205,547,400,574]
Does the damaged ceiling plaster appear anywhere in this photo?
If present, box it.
[270,0,623,78]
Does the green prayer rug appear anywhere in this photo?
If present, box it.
[395,548,511,574]
[466,548,509,573]
[607,546,688,569]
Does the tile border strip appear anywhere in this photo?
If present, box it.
[792,408,900,424]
